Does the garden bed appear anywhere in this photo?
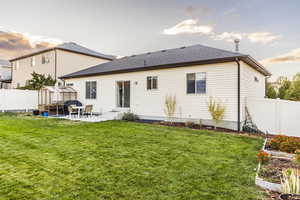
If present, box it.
[259,157,298,184]
[155,121,267,137]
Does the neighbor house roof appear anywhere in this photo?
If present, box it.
[0,59,10,66]
[10,42,115,62]
[61,44,271,79]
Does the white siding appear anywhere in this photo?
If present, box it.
[66,62,239,123]
[240,61,266,121]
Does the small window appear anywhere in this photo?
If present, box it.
[254,76,259,82]
[42,55,50,64]
[31,57,36,67]
[86,81,97,99]
[187,72,206,94]
[147,76,158,90]
[66,83,74,87]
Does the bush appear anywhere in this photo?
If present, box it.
[122,112,139,121]
[257,150,272,164]
[207,97,226,129]
[294,150,300,164]
[185,121,195,128]
[268,135,300,153]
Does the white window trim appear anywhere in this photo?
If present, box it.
[147,76,158,90]
[31,56,36,67]
[85,81,97,100]
[186,72,207,95]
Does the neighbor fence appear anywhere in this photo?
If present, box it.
[0,89,38,112]
[247,98,300,137]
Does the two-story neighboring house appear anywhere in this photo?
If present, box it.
[9,42,115,88]
[0,59,12,89]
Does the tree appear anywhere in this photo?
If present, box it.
[266,82,277,99]
[277,76,291,99]
[19,72,56,90]
[164,95,177,122]
[207,97,226,129]
[285,73,300,101]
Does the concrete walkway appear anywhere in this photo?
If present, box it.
[50,111,122,122]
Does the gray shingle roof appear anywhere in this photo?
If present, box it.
[61,44,270,79]
[10,42,115,61]
[56,42,115,60]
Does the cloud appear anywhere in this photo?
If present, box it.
[211,31,280,44]
[163,19,281,45]
[163,19,213,35]
[261,48,300,66]
[0,28,63,60]
[212,32,243,42]
[246,32,281,44]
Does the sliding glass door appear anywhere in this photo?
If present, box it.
[117,81,130,108]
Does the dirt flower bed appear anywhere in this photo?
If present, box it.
[154,121,267,137]
[259,157,299,184]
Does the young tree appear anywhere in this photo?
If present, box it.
[266,82,277,99]
[277,76,291,99]
[207,97,226,129]
[285,73,300,101]
[164,95,177,122]
[19,72,56,90]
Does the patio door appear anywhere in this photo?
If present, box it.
[117,81,130,108]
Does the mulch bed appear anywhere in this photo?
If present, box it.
[259,158,299,184]
[136,120,268,138]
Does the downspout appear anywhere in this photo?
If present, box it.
[54,49,57,80]
[236,58,241,132]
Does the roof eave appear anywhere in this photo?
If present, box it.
[240,56,272,77]
[9,47,115,62]
[61,56,242,79]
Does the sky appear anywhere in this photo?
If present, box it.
[0,0,300,81]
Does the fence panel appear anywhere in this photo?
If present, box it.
[0,89,38,112]
[247,98,300,137]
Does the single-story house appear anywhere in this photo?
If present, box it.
[61,44,271,131]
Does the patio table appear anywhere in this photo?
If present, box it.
[72,106,84,118]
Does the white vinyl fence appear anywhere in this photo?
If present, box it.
[0,89,38,112]
[247,98,300,137]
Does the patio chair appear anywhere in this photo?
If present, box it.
[83,105,93,118]
[68,105,78,118]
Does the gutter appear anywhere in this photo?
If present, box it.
[236,58,241,132]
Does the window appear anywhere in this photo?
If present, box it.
[186,72,206,94]
[86,81,97,99]
[254,76,259,82]
[147,76,158,90]
[42,55,50,64]
[31,56,36,67]
[66,83,74,87]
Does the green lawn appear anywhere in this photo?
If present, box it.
[0,115,264,200]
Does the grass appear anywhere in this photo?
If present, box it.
[0,115,265,200]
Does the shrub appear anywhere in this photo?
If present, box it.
[268,135,300,153]
[207,97,226,129]
[164,95,177,122]
[281,168,300,195]
[294,150,300,165]
[185,121,195,128]
[122,112,139,121]
[257,150,272,164]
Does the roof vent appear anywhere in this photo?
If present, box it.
[147,52,151,55]
[161,50,167,52]
[234,39,240,52]
[131,55,136,57]
[180,46,186,49]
